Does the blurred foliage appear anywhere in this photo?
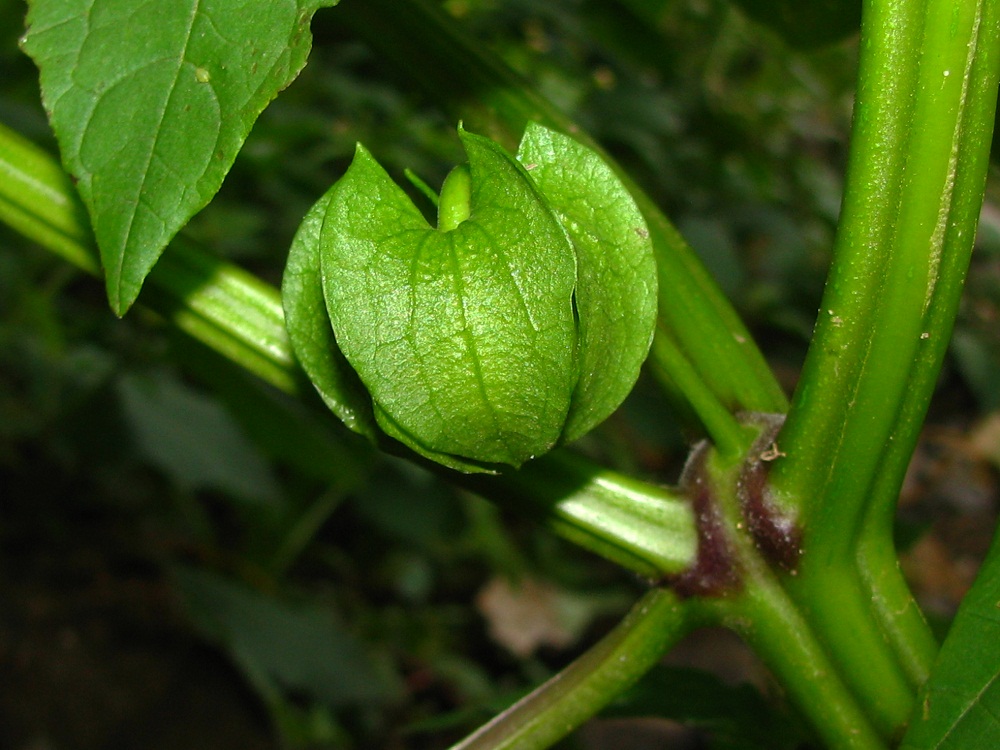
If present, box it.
[727,0,860,50]
[952,198,1000,413]
[604,665,813,749]
[1,0,998,749]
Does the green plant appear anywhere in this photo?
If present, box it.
[1,0,999,748]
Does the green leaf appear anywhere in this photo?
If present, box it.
[900,529,1000,750]
[22,0,336,314]
[320,128,578,470]
[517,123,657,443]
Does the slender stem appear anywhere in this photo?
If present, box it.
[270,487,348,575]
[857,526,938,688]
[450,587,692,750]
[649,332,758,461]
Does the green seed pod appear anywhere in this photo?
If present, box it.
[283,123,657,473]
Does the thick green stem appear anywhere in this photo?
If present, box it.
[774,0,999,549]
[767,0,1000,723]
[712,579,889,750]
[857,0,1000,685]
[696,444,904,746]
[773,0,920,534]
[784,569,916,739]
[450,587,692,750]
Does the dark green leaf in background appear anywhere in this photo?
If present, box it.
[21,0,336,314]
[901,528,1000,750]
[117,370,283,507]
[171,332,375,488]
[175,566,400,707]
[604,665,812,750]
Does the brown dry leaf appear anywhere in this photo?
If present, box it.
[474,577,631,658]
[901,534,981,617]
[970,412,1000,468]
[899,421,999,617]
[476,577,575,657]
